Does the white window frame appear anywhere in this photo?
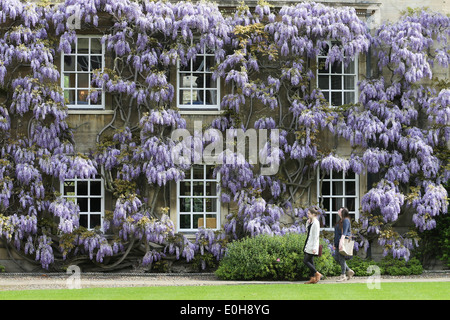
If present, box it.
[61,175,105,231]
[317,170,360,231]
[177,165,220,232]
[317,42,358,107]
[61,35,105,109]
[177,47,220,110]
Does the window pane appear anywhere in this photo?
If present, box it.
[77,73,89,88]
[345,171,355,179]
[80,214,88,228]
[205,198,217,212]
[205,182,217,196]
[193,166,203,179]
[179,198,191,212]
[77,56,89,71]
[193,214,203,228]
[193,90,204,104]
[331,92,342,106]
[64,56,76,71]
[64,181,75,195]
[332,181,343,195]
[332,198,342,211]
[318,58,328,73]
[90,56,102,71]
[90,198,101,212]
[184,169,191,180]
[77,38,89,54]
[180,182,191,196]
[321,197,330,212]
[180,214,191,229]
[205,74,216,89]
[346,181,356,195]
[193,73,203,88]
[90,214,101,229]
[180,74,192,88]
[321,181,330,196]
[64,90,75,104]
[331,61,342,73]
[77,181,88,195]
[64,73,76,88]
[205,166,215,179]
[77,90,89,103]
[206,56,215,71]
[91,38,102,54]
[318,75,329,89]
[193,198,203,212]
[193,58,204,72]
[331,75,342,89]
[319,43,329,56]
[331,213,339,229]
[347,197,356,212]
[344,92,355,104]
[333,171,343,179]
[205,214,217,228]
[77,198,88,212]
[90,181,102,195]
[344,61,355,74]
[193,182,203,196]
[344,76,354,90]
[179,90,192,105]
[205,90,217,105]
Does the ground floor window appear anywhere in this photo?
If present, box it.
[177,165,220,231]
[317,170,359,230]
[62,175,104,230]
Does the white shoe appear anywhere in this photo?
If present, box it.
[336,274,347,282]
[346,269,355,280]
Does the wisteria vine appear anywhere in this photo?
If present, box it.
[0,0,448,271]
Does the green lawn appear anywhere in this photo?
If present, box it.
[0,282,449,300]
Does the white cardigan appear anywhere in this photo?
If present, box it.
[304,218,320,255]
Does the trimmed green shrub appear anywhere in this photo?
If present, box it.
[378,256,423,275]
[347,255,423,276]
[215,233,338,281]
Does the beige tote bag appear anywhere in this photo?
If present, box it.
[339,235,354,257]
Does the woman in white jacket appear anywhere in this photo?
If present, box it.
[303,207,322,284]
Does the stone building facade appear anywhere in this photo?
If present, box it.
[0,0,448,271]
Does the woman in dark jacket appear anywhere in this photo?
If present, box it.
[333,207,354,281]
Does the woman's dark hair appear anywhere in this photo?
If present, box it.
[337,207,350,230]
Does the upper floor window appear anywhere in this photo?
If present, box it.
[177,48,220,110]
[61,36,105,109]
[317,42,357,107]
[62,175,105,230]
[177,165,220,232]
[318,170,359,230]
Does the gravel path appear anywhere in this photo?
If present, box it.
[0,271,449,291]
